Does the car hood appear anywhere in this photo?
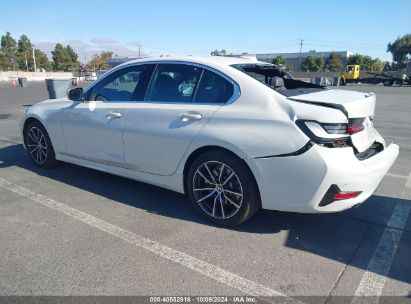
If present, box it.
[39,97,70,104]
[287,89,375,118]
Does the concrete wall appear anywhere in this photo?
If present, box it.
[0,71,73,81]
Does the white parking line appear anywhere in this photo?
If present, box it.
[0,177,301,303]
[404,173,411,190]
[352,202,411,303]
[0,138,20,145]
[386,173,408,180]
[384,135,411,141]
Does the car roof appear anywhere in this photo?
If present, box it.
[118,56,262,69]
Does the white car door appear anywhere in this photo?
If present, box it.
[122,63,237,176]
[61,65,152,165]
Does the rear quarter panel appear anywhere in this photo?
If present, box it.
[177,81,307,167]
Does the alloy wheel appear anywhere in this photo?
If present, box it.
[192,161,243,220]
[27,127,48,164]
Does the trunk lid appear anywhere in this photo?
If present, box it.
[288,89,377,152]
[288,89,375,118]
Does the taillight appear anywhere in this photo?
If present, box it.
[333,192,361,200]
[319,185,362,206]
[348,118,365,135]
[321,123,347,134]
[296,120,350,148]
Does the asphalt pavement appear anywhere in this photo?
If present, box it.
[0,82,410,303]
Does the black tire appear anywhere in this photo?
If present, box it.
[186,150,261,227]
[383,79,395,86]
[340,78,346,86]
[24,120,57,168]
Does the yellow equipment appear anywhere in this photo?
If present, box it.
[338,65,360,85]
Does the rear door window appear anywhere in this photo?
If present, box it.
[146,64,202,103]
[194,70,234,104]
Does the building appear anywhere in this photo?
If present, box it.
[249,50,353,71]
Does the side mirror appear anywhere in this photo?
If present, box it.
[68,87,84,101]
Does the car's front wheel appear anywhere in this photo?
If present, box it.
[24,120,56,168]
[187,150,260,227]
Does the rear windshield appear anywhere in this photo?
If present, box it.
[232,63,293,82]
[231,63,324,96]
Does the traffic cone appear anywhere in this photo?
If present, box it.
[11,80,16,88]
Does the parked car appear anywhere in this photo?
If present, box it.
[20,56,399,226]
[84,72,97,81]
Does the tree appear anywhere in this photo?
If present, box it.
[272,55,287,66]
[52,43,80,71]
[52,43,66,70]
[0,31,18,70]
[387,34,411,69]
[348,54,365,68]
[0,31,51,71]
[303,55,316,71]
[302,55,324,71]
[0,54,11,70]
[66,45,78,63]
[15,34,52,71]
[88,51,113,71]
[35,49,52,71]
[16,35,33,71]
[17,35,32,52]
[1,31,17,51]
[347,53,385,71]
[372,58,384,72]
[326,52,343,71]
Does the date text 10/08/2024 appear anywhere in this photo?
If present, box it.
[149,296,258,303]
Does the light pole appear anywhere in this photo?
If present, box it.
[299,39,304,72]
[32,47,37,72]
[24,51,28,72]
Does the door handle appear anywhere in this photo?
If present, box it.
[179,112,202,121]
[106,111,122,119]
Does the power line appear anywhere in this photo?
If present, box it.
[304,41,386,51]
[307,39,384,47]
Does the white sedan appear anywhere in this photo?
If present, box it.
[20,56,399,226]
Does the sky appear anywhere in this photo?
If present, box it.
[1,0,410,63]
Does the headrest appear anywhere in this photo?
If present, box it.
[270,76,285,88]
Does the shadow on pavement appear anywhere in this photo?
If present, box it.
[0,143,410,285]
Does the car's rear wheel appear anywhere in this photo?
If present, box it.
[24,121,56,168]
[383,79,395,86]
[187,150,260,227]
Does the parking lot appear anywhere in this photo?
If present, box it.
[0,82,410,303]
